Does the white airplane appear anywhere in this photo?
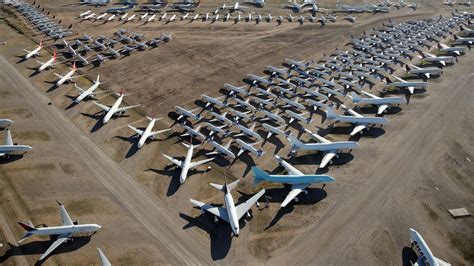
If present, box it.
[281,97,305,110]
[384,75,428,94]
[36,49,57,72]
[0,119,13,128]
[126,14,136,22]
[231,108,254,122]
[107,14,116,21]
[246,74,272,86]
[234,122,262,140]
[0,128,33,157]
[273,86,296,98]
[206,139,235,159]
[296,128,359,168]
[163,143,214,184]
[419,52,456,66]
[255,87,278,100]
[326,105,389,136]
[179,124,206,141]
[54,62,83,87]
[224,83,250,96]
[175,106,201,121]
[96,13,108,20]
[168,14,177,22]
[147,14,157,22]
[305,98,328,111]
[252,155,335,207]
[259,108,285,124]
[93,91,140,124]
[350,91,404,115]
[404,64,443,79]
[209,111,233,126]
[79,10,92,18]
[261,123,287,139]
[233,97,256,111]
[18,201,101,261]
[437,43,465,56]
[235,139,264,157]
[300,87,329,100]
[73,75,104,104]
[204,122,231,137]
[409,228,451,266]
[97,248,111,266]
[128,116,170,149]
[201,94,227,109]
[190,179,265,236]
[285,110,311,124]
[23,40,43,59]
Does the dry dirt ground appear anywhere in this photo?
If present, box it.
[0,0,473,265]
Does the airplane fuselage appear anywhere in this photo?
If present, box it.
[26,46,42,59]
[75,82,99,103]
[224,192,240,236]
[180,145,194,183]
[57,69,76,86]
[26,224,101,236]
[103,95,124,124]
[138,120,156,148]
[39,57,55,72]
[291,141,359,152]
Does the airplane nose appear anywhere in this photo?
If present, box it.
[97,225,102,229]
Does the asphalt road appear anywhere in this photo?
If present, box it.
[0,56,211,264]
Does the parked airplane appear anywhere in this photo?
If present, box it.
[252,155,335,207]
[128,116,170,149]
[163,143,214,184]
[235,139,264,157]
[326,105,389,135]
[179,123,206,141]
[23,40,43,59]
[18,201,101,261]
[259,108,285,124]
[384,75,428,94]
[73,75,103,104]
[285,110,311,124]
[0,119,13,128]
[350,91,404,115]
[175,106,201,121]
[190,179,265,236]
[289,129,359,168]
[204,122,231,137]
[234,97,256,111]
[93,90,140,124]
[224,83,250,97]
[246,74,272,86]
[209,111,233,126]
[404,64,443,79]
[261,123,288,139]
[453,34,474,45]
[201,94,227,109]
[419,52,456,66]
[54,62,83,86]
[0,128,33,157]
[97,248,111,266]
[206,138,235,159]
[409,228,451,266]
[437,43,465,56]
[36,49,57,72]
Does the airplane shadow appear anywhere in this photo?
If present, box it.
[0,236,91,264]
[180,212,233,261]
[0,155,24,164]
[115,135,140,158]
[236,152,256,178]
[402,246,418,266]
[80,112,105,133]
[146,168,181,196]
[28,69,41,77]
[264,187,327,230]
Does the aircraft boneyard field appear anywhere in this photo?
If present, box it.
[0,0,473,265]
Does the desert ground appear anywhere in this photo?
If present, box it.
[0,0,473,265]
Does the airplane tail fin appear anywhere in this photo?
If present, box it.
[350,92,361,102]
[404,64,410,72]
[5,129,13,146]
[53,49,57,61]
[383,77,392,84]
[287,134,303,149]
[251,167,269,186]
[225,139,232,149]
[325,106,337,119]
[453,34,459,40]
[210,179,240,193]
[95,75,100,84]
[18,221,36,233]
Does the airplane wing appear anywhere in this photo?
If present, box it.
[189,157,215,169]
[58,201,74,226]
[36,60,45,65]
[128,125,144,136]
[116,104,141,113]
[70,75,84,79]
[424,73,430,79]
[150,128,171,136]
[377,104,389,115]
[351,124,367,136]
[408,86,414,94]
[39,233,71,261]
[235,189,265,219]
[162,154,183,168]
[190,199,229,223]
[24,49,32,54]
[92,101,111,112]
[320,151,336,168]
[97,248,111,266]
[281,184,309,207]
[74,83,85,93]
[54,73,64,79]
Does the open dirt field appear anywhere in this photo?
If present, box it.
[0,0,473,265]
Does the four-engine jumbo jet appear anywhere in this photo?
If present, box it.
[288,129,360,168]
[326,105,389,136]
[73,75,103,104]
[93,90,140,124]
[384,75,428,94]
[0,119,13,128]
[190,179,265,236]
[54,62,83,87]
[23,40,43,59]
[163,142,215,184]
[128,116,171,149]
[0,128,33,157]
[350,91,404,115]
[409,228,451,266]
[18,201,101,261]
[252,155,335,207]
